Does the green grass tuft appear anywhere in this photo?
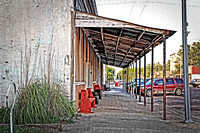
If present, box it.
[0,81,77,124]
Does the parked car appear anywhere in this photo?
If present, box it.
[134,78,152,94]
[141,78,184,97]
[190,79,200,87]
[134,78,149,86]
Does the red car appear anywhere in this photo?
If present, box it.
[141,78,184,97]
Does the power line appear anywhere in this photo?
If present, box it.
[137,0,148,23]
[128,0,135,20]
[97,1,200,7]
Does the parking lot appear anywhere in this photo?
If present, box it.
[151,86,200,122]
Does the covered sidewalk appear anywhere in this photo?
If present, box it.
[74,10,175,120]
[63,87,200,132]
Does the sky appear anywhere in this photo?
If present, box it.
[96,0,200,70]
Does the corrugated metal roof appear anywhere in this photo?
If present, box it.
[76,0,98,15]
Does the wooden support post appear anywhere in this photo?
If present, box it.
[101,61,103,86]
[132,63,134,96]
[131,63,133,95]
[163,35,167,120]
[127,67,129,93]
[123,68,125,90]
[151,45,154,112]
[139,57,141,102]
[135,60,138,99]
[144,53,146,106]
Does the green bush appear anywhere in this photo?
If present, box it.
[0,81,77,124]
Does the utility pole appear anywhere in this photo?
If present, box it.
[182,0,193,123]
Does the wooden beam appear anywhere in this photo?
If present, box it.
[85,28,136,42]
[120,31,145,67]
[101,27,108,64]
[75,11,166,34]
[137,31,145,41]
[132,35,163,64]
[114,28,123,65]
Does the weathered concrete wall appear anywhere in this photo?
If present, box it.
[0,0,74,107]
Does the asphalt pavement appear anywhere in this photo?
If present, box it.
[62,86,200,133]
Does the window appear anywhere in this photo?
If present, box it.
[156,79,163,85]
[175,78,183,84]
[166,79,175,84]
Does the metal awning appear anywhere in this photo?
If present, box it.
[75,11,176,68]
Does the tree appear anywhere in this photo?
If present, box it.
[106,66,115,81]
[176,42,200,66]
[146,64,151,78]
[189,42,200,66]
[154,62,163,71]
[166,60,170,71]
[172,42,200,77]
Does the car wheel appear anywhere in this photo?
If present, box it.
[175,88,182,96]
[146,89,151,97]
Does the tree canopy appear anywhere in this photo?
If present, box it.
[189,42,200,66]
[105,66,115,81]
[175,41,200,72]
[116,61,170,80]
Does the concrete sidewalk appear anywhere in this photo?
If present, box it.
[63,87,200,133]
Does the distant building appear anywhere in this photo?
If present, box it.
[189,66,200,81]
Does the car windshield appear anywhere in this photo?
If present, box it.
[146,79,157,85]
[175,78,183,84]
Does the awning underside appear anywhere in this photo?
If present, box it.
[76,11,176,68]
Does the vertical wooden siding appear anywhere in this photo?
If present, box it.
[75,28,80,82]
[75,27,102,109]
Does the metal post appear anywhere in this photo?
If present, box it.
[144,53,146,106]
[151,45,154,112]
[133,63,134,96]
[9,83,16,133]
[182,0,193,123]
[139,57,141,102]
[135,61,138,99]
[163,35,167,120]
